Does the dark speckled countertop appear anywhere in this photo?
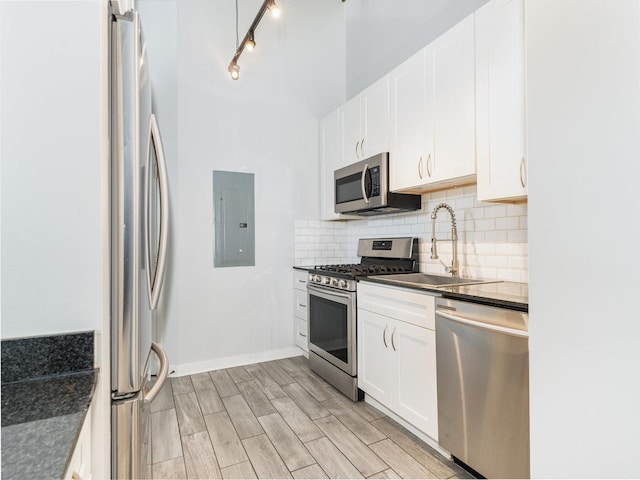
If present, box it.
[358,275,529,312]
[1,331,96,480]
[359,276,528,311]
[294,265,527,311]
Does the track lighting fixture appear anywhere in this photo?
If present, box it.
[227,0,281,81]
[246,32,256,52]
[228,62,240,81]
[267,0,280,18]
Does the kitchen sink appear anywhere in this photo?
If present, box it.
[372,272,502,288]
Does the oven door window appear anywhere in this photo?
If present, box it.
[309,292,350,365]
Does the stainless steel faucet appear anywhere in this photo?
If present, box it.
[430,203,459,277]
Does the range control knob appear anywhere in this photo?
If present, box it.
[339,279,348,289]
[331,278,339,287]
[323,276,331,285]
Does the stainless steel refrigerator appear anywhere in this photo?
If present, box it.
[110,5,170,479]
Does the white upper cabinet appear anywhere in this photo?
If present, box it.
[389,50,427,192]
[319,110,342,220]
[476,0,527,202]
[340,75,390,165]
[426,14,476,185]
[390,15,476,193]
[360,76,390,159]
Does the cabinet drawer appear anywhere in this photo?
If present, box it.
[295,317,308,351]
[358,282,437,330]
[293,289,308,319]
[293,270,308,290]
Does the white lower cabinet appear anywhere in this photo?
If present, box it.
[357,282,438,440]
[293,269,309,352]
[64,405,92,480]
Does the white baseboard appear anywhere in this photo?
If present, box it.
[363,394,451,460]
[169,346,305,377]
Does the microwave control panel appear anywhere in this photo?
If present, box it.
[369,166,380,197]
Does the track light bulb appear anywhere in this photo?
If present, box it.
[228,62,240,80]
[246,34,256,52]
[268,0,280,17]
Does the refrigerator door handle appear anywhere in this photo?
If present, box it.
[144,341,169,403]
[145,113,169,310]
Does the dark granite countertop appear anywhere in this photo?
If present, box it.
[293,265,315,271]
[359,276,528,312]
[1,331,96,480]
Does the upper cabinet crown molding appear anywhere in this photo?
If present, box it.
[476,0,528,202]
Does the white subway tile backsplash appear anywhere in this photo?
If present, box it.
[294,190,528,283]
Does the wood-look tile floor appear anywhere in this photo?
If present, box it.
[150,355,473,479]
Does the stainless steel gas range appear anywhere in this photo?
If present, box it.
[306,237,418,401]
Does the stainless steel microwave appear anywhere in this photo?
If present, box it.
[334,152,421,216]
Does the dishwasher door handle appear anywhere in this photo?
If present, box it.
[436,310,529,338]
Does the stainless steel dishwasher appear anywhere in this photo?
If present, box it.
[435,298,529,479]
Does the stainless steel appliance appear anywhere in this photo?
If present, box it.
[307,238,417,400]
[334,153,421,216]
[110,6,170,479]
[435,298,529,479]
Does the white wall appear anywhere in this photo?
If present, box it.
[139,0,346,374]
[1,0,105,338]
[344,0,489,98]
[527,1,640,477]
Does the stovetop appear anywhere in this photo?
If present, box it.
[307,237,418,291]
[312,263,414,277]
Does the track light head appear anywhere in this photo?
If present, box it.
[228,62,240,80]
[246,33,256,52]
[268,0,280,18]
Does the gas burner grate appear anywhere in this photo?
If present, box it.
[313,263,413,276]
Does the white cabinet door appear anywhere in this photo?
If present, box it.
[340,96,362,165]
[319,110,342,220]
[476,0,527,202]
[360,75,390,159]
[393,321,438,440]
[65,406,92,480]
[341,75,390,165]
[389,50,427,192]
[358,283,438,440]
[358,309,393,405]
[426,14,476,185]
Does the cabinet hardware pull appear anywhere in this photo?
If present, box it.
[391,328,397,351]
[383,325,388,348]
[360,138,365,157]
[355,140,360,159]
[299,333,307,338]
[418,157,423,179]
[519,156,527,188]
[426,154,433,177]
[298,303,306,308]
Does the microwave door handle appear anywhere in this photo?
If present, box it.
[360,163,370,204]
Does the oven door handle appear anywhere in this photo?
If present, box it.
[307,283,354,300]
